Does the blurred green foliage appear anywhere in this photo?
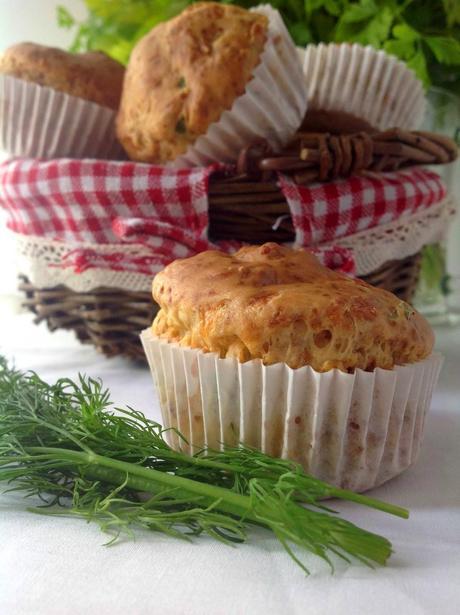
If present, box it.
[58,0,460,93]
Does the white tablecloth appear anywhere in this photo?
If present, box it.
[1,314,459,615]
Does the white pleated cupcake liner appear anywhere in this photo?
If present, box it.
[141,329,442,492]
[0,75,126,160]
[302,43,426,131]
[296,46,306,67]
[172,4,307,167]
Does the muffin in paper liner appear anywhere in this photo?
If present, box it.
[0,75,125,160]
[172,4,308,167]
[301,43,426,132]
[141,329,442,492]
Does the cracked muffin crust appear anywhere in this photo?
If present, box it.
[151,243,433,372]
[116,2,268,163]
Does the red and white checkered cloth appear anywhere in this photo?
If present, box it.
[0,158,446,278]
[0,158,214,244]
[279,168,446,245]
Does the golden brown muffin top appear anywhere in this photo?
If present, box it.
[0,42,125,110]
[116,2,268,163]
[152,243,434,372]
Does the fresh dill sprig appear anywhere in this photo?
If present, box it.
[0,357,408,573]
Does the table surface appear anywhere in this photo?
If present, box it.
[1,313,459,615]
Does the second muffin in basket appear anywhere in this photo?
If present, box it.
[117,3,307,166]
[0,42,125,159]
[141,243,442,492]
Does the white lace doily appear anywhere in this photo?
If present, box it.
[327,194,456,275]
[13,194,456,292]
[15,239,155,292]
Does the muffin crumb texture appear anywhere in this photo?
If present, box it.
[152,243,434,372]
[116,2,268,163]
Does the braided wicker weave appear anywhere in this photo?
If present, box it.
[236,129,458,183]
[208,129,457,242]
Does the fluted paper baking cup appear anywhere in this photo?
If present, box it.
[141,329,442,492]
[302,43,426,131]
[0,75,125,160]
[173,4,307,167]
[296,46,306,67]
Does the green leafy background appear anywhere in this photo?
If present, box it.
[57,1,460,299]
[58,0,460,93]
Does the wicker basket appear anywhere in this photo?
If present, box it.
[209,178,295,244]
[18,250,422,361]
[13,130,448,359]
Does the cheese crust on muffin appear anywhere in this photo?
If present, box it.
[152,243,433,372]
[0,43,125,110]
[116,2,268,163]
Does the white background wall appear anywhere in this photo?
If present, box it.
[0,0,86,308]
[0,0,86,50]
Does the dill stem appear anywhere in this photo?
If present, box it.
[22,446,408,519]
[331,488,409,519]
[155,451,408,519]
[25,446,257,521]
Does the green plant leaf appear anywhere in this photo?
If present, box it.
[324,0,342,17]
[341,0,378,24]
[305,0,326,15]
[392,22,420,43]
[311,12,338,42]
[420,243,447,292]
[384,38,416,61]
[442,0,460,27]
[406,48,430,86]
[286,0,305,21]
[289,21,314,45]
[425,36,460,65]
[103,40,134,65]
[336,6,394,47]
[56,5,75,29]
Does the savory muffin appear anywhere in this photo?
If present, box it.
[143,243,440,490]
[152,242,433,372]
[0,42,125,110]
[116,2,268,163]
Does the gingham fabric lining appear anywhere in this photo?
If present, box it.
[278,167,446,245]
[12,195,453,293]
[0,158,447,278]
